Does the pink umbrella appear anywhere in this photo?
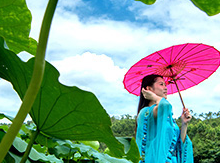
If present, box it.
[123,43,220,108]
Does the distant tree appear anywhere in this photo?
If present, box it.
[111,114,136,137]
[111,112,220,162]
[187,112,220,163]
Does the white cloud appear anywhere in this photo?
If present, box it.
[51,52,137,115]
[1,0,219,119]
[51,52,127,85]
[57,0,84,9]
[48,15,148,57]
[0,80,21,116]
[0,118,12,124]
[28,0,220,118]
[27,0,220,70]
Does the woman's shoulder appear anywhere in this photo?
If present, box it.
[158,98,172,107]
[138,104,156,119]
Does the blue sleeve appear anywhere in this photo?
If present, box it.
[177,135,194,163]
[136,98,194,163]
[136,98,174,162]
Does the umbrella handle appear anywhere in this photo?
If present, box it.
[172,79,185,108]
[173,79,192,119]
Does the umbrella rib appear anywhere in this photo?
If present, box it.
[178,67,216,78]
[126,67,160,76]
[126,71,167,94]
[142,58,165,65]
[170,46,174,63]
[183,67,218,72]
[170,82,174,93]
[178,79,187,91]
[185,57,220,64]
[181,53,220,63]
[182,75,199,86]
[184,64,219,67]
[125,77,144,89]
[173,43,189,62]
[130,85,141,95]
[174,43,202,61]
[141,69,165,76]
[185,71,207,80]
[155,51,169,64]
[125,76,143,94]
[178,46,215,62]
[184,64,219,68]
[182,53,212,62]
[125,66,164,93]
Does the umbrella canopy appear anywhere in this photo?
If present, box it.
[123,43,220,97]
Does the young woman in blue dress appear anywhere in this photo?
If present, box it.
[135,74,194,163]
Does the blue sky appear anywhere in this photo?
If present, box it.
[71,0,135,21]
[1,0,220,123]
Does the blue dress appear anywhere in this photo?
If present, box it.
[136,98,194,163]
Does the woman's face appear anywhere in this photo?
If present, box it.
[151,77,167,99]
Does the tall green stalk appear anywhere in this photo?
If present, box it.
[0,0,58,161]
[20,129,40,163]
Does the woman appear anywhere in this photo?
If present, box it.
[136,74,194,163]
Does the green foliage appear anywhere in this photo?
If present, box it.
[191,0,220,16]
[116,137,140,162]
[0,36,126,158]
[0,0,58,160]
[0,0,37,55]
[0,113,14,122]
[136,0,220,16]
[0,129,62,163]
[135,0,156,5]
[188,117,220,162]
[174,111,220,162]
[111,115,136,137]
[0,0,139,162]
[0,0,220,162]
[0,121,136,162]
[112,112,220,163]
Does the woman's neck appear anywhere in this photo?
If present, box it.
[148,100,156,107]
[148,97,163,107]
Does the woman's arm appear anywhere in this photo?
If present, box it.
[180,108,192,143]
[181,123,188,143]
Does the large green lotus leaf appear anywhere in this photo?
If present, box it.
[136,0,220,16]
[53,144,77,159]
[0,36,124,158]
[0,113,34,140]
[56,140,132,163]
[135,0,156,5]
[79,140,100,150]
[0,113,14,122]
[0,129,62,162]
[0,0,37,55]
[190,0,220,16]
[116,137,140,163]
[36,133,60,148]
[4,151,31,163]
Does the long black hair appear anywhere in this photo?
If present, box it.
[137,74,163,115]
[135,74,163,137]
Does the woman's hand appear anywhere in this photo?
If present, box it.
[141,88,158,101]
[141,88,162,105]
[142,88,162,118]
[181,108,192,143]
[181,108,192,125]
